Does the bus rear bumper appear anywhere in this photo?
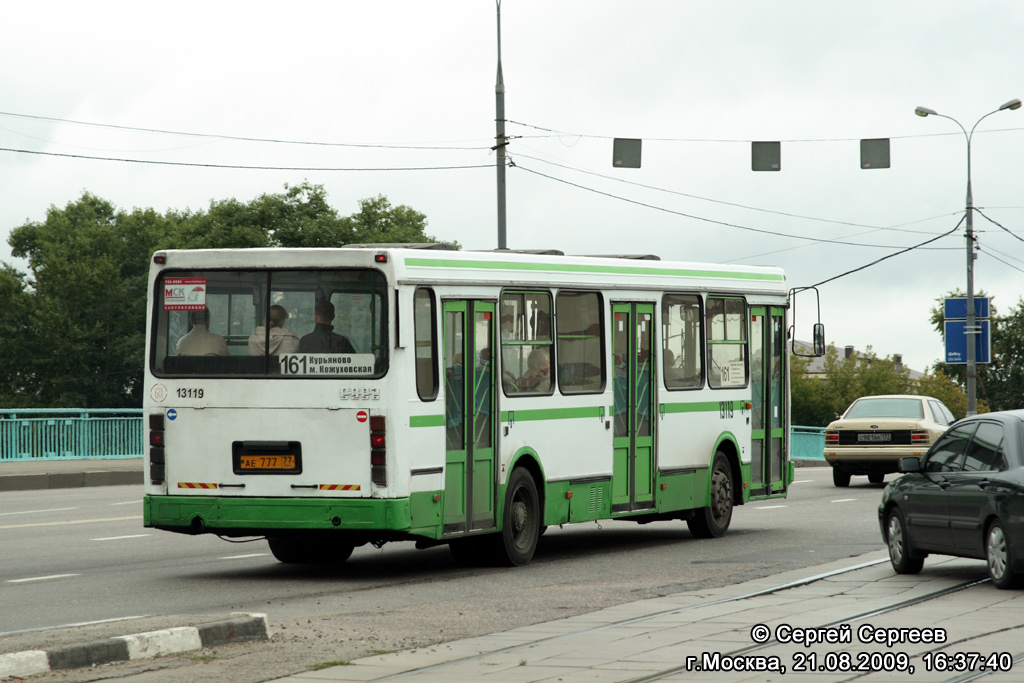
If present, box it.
[143,493,442,540]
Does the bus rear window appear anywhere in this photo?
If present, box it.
[151,269,388,377]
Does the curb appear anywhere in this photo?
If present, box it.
[0,470,143,493]
[0,613,268,679]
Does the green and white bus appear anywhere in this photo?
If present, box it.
[143,245,794,566]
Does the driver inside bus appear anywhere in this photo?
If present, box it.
[298,300,357,354]
[248,304,300,356]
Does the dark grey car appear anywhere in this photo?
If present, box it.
[878,410,1024,589]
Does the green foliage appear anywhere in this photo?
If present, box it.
[790,344,912,426]
[0,184,444,408]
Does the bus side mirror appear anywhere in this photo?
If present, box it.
[813,323,825,357]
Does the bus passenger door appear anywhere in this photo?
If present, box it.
[442,300,497,534]
[611,302,655,512]
[749,306,787,497]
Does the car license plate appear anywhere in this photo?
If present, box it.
[239,455,297,470]
[858,433,891,443]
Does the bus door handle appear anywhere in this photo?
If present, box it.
[219,483,245,489]
[290,484,318,490]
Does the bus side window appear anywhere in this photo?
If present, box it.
[661,293,703,390]
[556,291,604,394]
[706,297,748,389]
[414,288,438,400]
[500,290,553,396]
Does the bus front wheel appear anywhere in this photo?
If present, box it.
[687,451,734,539]
[498,467,540,566]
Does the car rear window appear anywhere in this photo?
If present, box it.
[845,398,924,420]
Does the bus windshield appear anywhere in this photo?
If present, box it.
[151,268,388,377]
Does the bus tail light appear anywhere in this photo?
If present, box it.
[370,415,386,486]
[825,430,838,445]
[149,413,166,483]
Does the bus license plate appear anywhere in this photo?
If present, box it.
[239,455,297,470]
[858,433,891,443]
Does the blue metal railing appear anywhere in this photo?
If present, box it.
[790,425,826,461]
[0,410,826,463]
[0,409,142,461]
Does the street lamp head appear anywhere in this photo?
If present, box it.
[999,98,1022,111]
[915,106,937,117]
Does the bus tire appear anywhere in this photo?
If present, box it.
[268,537,307,563]
[498,467,541,566]
[268,537,354,564]
[687,451,734,539]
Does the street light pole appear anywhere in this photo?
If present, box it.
[915,98,1021,416]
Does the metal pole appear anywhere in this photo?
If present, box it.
[916,99,1020,416]
[964,133,977,416]
[495,0,507,250]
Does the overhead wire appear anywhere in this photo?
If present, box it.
[0,146,492,172]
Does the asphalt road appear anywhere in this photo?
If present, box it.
[1,465,889,681]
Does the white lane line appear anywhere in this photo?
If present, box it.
[753,505,788,510]
[831,498,858,503]
[0,515,142,530]
[110,500,141,506]
[790,480,811,484]
[219,553,270,560]
[0,507,79,517]
[92,534,151,541]
[7,574,80,584]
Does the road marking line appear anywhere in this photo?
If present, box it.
[7,574,80,584]
[92,534,151,541]
[831,498,858,503]
[219,553,270,560]
[0,515,142,530]
[754,505,787,509]
[0,507,79,517]
[110,500,141,506]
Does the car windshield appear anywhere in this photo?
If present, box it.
[845,398,924,420]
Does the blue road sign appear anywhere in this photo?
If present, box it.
[944,297,990,320]
[944,319,991,364]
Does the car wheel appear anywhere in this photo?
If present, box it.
[868,473,885,484]
[832,467,851,488]
[687,451,734,539]
[886,508,924,575]
[986,520,1020,589]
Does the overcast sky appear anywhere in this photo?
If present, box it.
[3,1,1023,375]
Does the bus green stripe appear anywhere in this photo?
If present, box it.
[404,258,784,282]
[410,415,445,428]
[499,406,605,422]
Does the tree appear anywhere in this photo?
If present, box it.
[0,185,445,408]
[6,194,168,407]
[914,368,986,419]
[790,344,912,427]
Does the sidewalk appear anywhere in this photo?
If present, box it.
[0,457,143,492]
[270,551,1021,682]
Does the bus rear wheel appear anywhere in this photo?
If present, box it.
[687,451,734,539]
[268,537,354,564]
[497,467,540,566]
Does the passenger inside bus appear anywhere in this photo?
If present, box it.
[298,301,357,354]
[176,309,229,357]
[248,304,300,356]
[518,348,551,392]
